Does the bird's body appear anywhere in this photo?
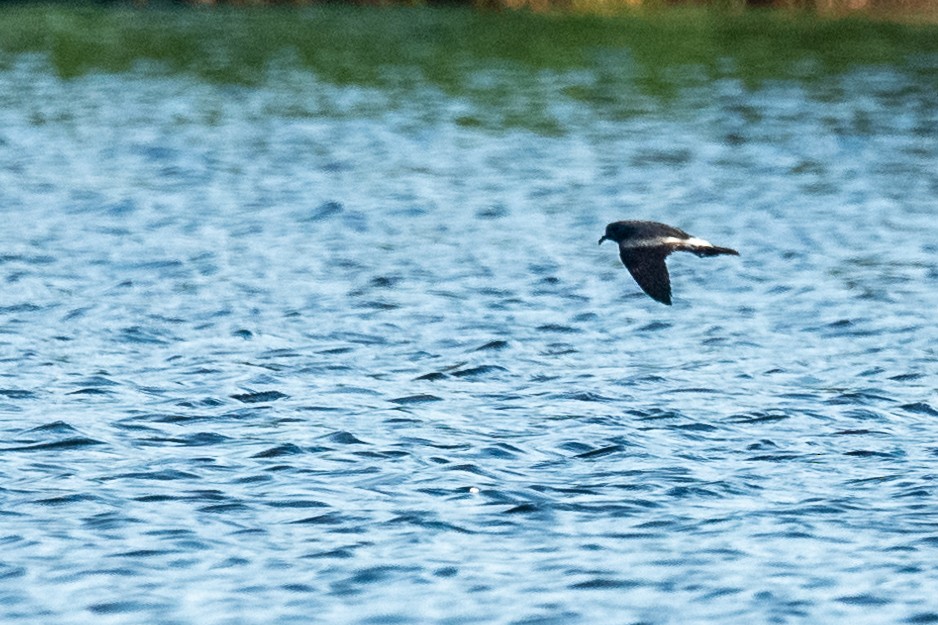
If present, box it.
[599,220,739,305]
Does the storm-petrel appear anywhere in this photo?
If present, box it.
[599,220,739,305]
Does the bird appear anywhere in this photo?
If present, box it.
[598,220,739,305]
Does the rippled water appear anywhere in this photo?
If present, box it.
[2,51,938,624]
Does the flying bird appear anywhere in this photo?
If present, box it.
[599,220,739,305]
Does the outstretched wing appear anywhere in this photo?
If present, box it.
[619,246,672,305]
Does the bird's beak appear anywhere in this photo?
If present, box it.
[598,235,607,245]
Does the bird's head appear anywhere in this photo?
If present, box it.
[598,221,633,245]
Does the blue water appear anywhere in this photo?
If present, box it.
[2,53,938,624]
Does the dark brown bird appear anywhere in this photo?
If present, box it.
[599,220,739,305]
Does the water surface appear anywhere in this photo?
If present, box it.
[1,33,938,625]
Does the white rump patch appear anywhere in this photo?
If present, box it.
[664,236,713,248]
[621,235,713,250]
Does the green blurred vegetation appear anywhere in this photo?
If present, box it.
[1,4,936,130]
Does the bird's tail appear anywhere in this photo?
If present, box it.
[700,245,739,256]
[690,244,739,257]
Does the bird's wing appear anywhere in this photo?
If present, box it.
[619,246,672,305]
